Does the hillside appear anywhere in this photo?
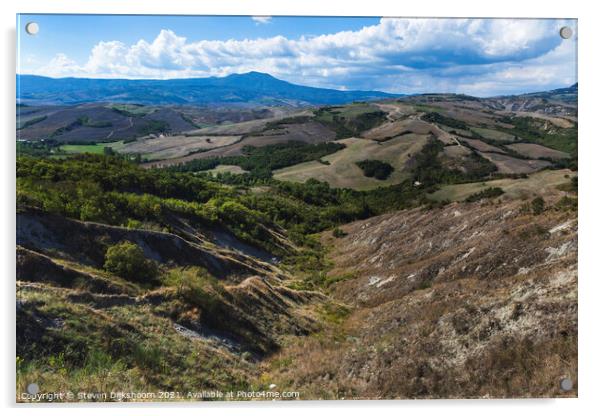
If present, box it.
[17,72,398,106]
[17,154,577,399]
[267,191,577,398]
[16,82,578,401]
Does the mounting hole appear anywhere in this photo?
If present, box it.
[559,26,573,40]
[560,377,573,391]
[26,383,39,395]
[25,22,39,36]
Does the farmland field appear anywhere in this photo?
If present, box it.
[116,135,242,161]
[478,151,551,174]
[59,142,123,155]
[471,127,517,142]
[506,143,570,159]
[460,138,507,153]
[428,169,576,201]
[274,135,428,190]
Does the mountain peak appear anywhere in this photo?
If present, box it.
[226,71,278,81]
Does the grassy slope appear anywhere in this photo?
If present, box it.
[428,169,575,202]
[59,143,123,155]
[264,193,577,399]
[274,135,428,190]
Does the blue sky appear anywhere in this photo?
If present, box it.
[17,15,577,96]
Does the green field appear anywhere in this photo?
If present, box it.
[60,141,124,155]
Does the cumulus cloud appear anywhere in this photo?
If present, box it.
[26,18,577,96]
[252,16,272,25]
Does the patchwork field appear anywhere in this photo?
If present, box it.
[186,110,310,136]
[471,127,517,142]
[274,135,428,190]
[460,138,507,153]
[59,143,111,155]
[506,143,570,159]
[116,135,242,161]
[144,120,338,167]
[362,118,433,141]
[443,144,472,158]
[245,121,336,145]
[478,151,551,174]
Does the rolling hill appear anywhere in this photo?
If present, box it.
[16,80,578,400]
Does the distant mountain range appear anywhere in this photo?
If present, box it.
[498,83,577,103]
[17,72,400,106]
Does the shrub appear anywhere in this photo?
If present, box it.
[332,227,347,238]
[162,267,222,311]
[555,196,577,212]
[531,197,545,215]
[103,241,158,283]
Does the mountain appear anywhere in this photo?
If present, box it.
[16,72,400,106]
[479,83,577,116]
[500,83,577,103]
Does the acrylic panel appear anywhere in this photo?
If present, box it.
[16,14,578,402]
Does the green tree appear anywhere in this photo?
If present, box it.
[104,241,158,282]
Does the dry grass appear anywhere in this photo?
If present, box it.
[429,169,576,202]
[506,143,570,160]
[118,135,242,161]
[274,135,427,190]
[478,151,552,174]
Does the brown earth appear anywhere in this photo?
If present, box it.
[460,138,507,153]
[506,143,570,160]
[478,152,552,174]
[265,195,577,399]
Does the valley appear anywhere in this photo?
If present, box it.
[16,75,578,400]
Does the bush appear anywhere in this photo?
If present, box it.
[162,267,222,311]
[104,241,158,283]
[332,227,347,238]
[531,197,545,215]
[554,196,577,212]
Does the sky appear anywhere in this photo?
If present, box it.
[17,15,577,97]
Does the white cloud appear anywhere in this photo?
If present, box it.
[252,16,272,25]
[25,18,577,96]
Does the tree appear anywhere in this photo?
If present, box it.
[104,241,158,282]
